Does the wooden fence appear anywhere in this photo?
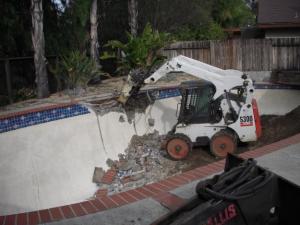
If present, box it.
[163,38,300,71]
[1,38,299,104]
[0,56,58,104]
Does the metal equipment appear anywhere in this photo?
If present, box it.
[120,55,262,159]
[151,154,300,225]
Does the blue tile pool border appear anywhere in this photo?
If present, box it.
[0,104,90,134]
[0,82,298,134]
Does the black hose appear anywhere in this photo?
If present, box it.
[196,158,274,201]
[206,160,255,193]
[219,160,257,193]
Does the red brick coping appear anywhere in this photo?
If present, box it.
[1,133,299,225]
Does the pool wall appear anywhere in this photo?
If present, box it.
[0,85,299,215]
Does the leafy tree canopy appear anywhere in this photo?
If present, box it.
[212,0,255,28]
[0,0,254,58]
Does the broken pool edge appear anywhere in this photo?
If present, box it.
[0,95,180,215]
[0,81,299,135]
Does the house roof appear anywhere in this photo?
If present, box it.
[258,0,300,27]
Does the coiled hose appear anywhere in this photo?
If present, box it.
[196,158,274,201]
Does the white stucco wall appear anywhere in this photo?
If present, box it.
[0,98,179,215]
[255,89,300,115]
[0,111,104,215]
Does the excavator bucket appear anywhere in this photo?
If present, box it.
[153,154,300,225]
[117,94,128,105]
[117,77,135,104]
[117,67,153,104]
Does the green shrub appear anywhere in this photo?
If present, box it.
[173,22,226,41]
[13,88,36,102]
[102,23,172,75]
[51,51,102,95]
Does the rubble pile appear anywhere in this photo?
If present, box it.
[95,131,188,195]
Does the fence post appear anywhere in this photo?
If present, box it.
[55,56,61,92]
[4,59,13,104]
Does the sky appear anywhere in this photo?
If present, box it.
[52,0,68,11]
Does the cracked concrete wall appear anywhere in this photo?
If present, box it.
[0,97,179,215]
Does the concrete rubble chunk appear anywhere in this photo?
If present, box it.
[95,131,186,195]
[92,167,105,184]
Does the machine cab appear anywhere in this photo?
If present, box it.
[178,80,221,124]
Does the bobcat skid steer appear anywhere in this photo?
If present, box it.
[119,55,262,159]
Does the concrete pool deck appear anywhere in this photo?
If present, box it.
[1,133,299,225]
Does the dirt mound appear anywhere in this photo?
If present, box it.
[252,106,300,148]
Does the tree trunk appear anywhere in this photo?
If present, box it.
[31,0,49,98]
[128,0,138,37]
[90,0,101,69]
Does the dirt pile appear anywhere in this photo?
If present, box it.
[250,106,300,148]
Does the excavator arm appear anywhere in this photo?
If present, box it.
[118,55,254,104]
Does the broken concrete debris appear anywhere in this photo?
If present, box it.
[101,169,117,185]
[91,100,124,116]
[92,167,105,183]
[94,131,188,196]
